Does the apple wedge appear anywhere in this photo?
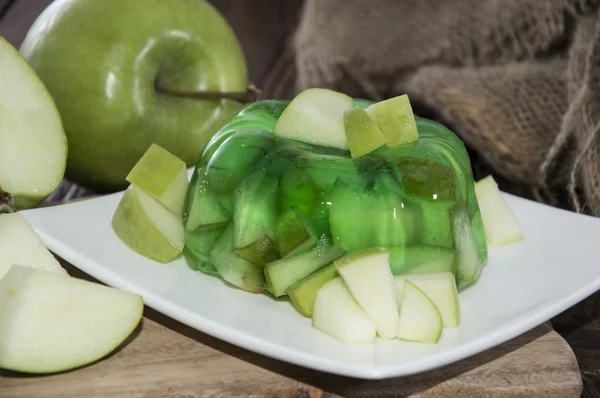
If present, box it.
[475,175,524,246]
[112,185,184,263]
[126,143,189,217]
[0,37,67,210]
[312,277,376,345]
[274,88,353,150]
[288,263,338,317]
[394,272,460,328]
[0,265,143,374]
[334,248,398,341]
[396,280,443,344]
[0,213,67,280]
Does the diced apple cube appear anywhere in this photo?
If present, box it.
[126,143,188,217]
[365,94,419,147]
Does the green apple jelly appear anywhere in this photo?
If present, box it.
[182,98,487,295]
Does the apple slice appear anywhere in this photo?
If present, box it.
[0,213,67,280]
[475,175,524,246]
[343,107,387,159]
[334,248,398,340]
[366,94,419,147]
[452,208,482,290]
[0,265,143,374]
[312,277,376,345]
[112,185,184,263]
[288,263,338,317]
[274,88,353,150]
[396,280,443,344]
[395,272,460,327]
[0,37,67,210]
[126,143,189,217]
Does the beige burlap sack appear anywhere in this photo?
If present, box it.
[291,0,600,215]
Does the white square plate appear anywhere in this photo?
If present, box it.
[20,188,600,379]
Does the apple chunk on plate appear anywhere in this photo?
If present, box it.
[112,185,185,263]
[0,213,67,280]
[312,277,376,345]
[475,175,524,246]
[112,144,188,263]
[0,265,143,374]
[0,37,67,210]
[395,280,443,344]
[334,248,398,341]
[395,272,460,328]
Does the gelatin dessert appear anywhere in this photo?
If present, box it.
[181,89,487,341]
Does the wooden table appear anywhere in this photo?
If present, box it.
[2,1,600,396]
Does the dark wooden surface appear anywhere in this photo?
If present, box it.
[2,1,600,396]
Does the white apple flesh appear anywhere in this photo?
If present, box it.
[312,277,376,345]
[0,265,143,374]
[334,248,398,340]
[475,175,524,246]
[112,185,185,263]
[274,88,353,150]
[0,37,67,210]
[396,280,443,344]
[395,272,460,328]
[0,213,67,280]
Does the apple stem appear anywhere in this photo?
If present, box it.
[0,191,16,214]
[156,82,262,103]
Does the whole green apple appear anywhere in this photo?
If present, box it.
[20,0,249,192]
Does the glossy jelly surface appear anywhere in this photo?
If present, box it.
[182,99,487,295]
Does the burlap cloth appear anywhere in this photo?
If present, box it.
[46,0,600,216]
[280,0,600,216]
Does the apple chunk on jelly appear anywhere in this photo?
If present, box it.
[182,90,487,297]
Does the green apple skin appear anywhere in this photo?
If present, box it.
[126,143,188,217]
[112,185,185,263]
[20,0,248,192]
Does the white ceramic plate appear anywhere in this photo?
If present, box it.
[20,186,600,380]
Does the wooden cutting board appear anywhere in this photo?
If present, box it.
[0,261,583,398]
